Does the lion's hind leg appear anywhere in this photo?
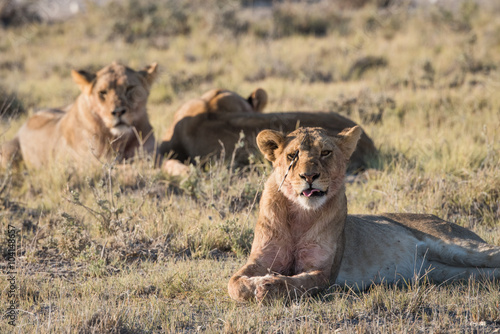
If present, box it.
[422,237,500,282]
[423,236,500,266]
[425,261,500,283]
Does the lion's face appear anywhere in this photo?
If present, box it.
[71,62,157,137]
[257,126,362,210]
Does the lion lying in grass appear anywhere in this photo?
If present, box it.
[160,87,268,176]
[159,89,376,173]
[1,62,157,169]
[228,126,500,302]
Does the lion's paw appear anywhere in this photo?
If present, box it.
[252,274,287,302]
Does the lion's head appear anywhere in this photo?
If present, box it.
[257,126,362,210]
[71,61,157,137]
[201,88,267,114]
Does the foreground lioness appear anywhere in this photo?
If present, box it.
[159,104,376,173]
[228,126,500,302]
[1,62,157,168]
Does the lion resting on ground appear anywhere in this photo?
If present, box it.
[159,91,376,173]
[228,126,500,302]
[160,88,267,176]
[1,62,157,168]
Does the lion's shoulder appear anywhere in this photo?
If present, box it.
[25,108,65,130]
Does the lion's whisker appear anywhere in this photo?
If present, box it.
[278,135,306,192]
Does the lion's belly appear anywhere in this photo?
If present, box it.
[335,215,429,288]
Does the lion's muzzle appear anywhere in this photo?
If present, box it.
[111,107,127,117]
[299,172,319,184]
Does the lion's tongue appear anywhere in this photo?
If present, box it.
[302,188,320,198]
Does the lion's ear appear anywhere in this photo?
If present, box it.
[247,88,268,113]
[71,69,95,94]
[257,129,285,162]
[140,62,158,86]
[334,126,362,159]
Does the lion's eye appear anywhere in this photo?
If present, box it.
[287,153,296,161]
[126,86,136,96]
[98,90,107,100]
[321,150,332,157]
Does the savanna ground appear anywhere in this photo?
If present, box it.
[0,0,499,332]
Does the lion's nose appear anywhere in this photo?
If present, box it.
[111,107,126,117]
[299,172,319,184]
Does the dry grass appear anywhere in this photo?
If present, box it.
[1,0,500,332]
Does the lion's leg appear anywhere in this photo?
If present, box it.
[421,240,500,282]
[423,238,500,268]
[0,137,22,169]
[424,261,500,283]
[161,159,190,177]
[228,262,271,302]
[253,270,331,302]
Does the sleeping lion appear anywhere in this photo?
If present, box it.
[228,126,500,302]
[1,62,157,169]
[159,89,376,173]
[160,87,268,176]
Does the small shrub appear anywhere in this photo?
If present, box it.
[59,212,91,259]
[107,0,191,44]
[211,7,249,36]
[0,0,41,27]
[343,56,388,81]
[219,218,253,257]
[78,309,131,334]
[0,86,25,119]
[272,3,344,37]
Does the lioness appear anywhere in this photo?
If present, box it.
[159,106,376,173]
[228,126,500,302]
[160,87,267,148]
[1,62,157,168]
[159,88,267,176]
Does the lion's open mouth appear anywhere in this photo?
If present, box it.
[301,188,326,198]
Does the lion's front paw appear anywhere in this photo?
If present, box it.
[253,274,287,302]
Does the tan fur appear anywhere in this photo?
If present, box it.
[201,88,267,114]
[161,158,190,177]
[228,127,500,302]
[0,62,157,169]
[159,96,376,173]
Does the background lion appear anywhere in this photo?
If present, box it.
[228,126,500,302]
[0,62,157,169]
[159,89,376,174]
[159,88,267,176]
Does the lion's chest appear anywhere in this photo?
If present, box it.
[291,243,333,274]
[291,216,333,270]
[267,236,333,276]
